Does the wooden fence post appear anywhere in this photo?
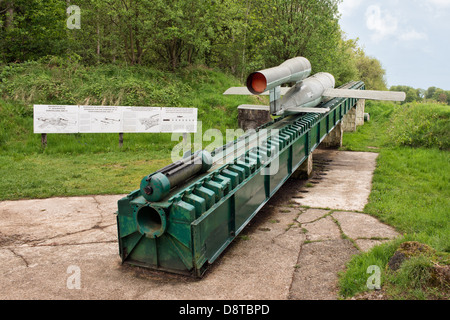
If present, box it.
[41,134,47,148]
[119,133,124,148]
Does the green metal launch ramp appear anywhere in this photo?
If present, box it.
[115,80,365,277]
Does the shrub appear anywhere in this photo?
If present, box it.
[388,103,450,150]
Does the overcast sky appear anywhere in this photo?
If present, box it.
[338,0,450,90]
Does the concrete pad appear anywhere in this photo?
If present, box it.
[0,195,304,300]
[302,216,341,242]
[0,196,118,246]
[332,211,400,240]
[289,240,359,300]
[0,150,400,300]
[297,208,329,224]
[294,150,378,211]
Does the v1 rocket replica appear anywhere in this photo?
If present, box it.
[224,57,406,115]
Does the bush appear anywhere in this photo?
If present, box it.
[391,255,434,290]
[388,103,450,150]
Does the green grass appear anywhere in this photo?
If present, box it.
[388,102,450,150]
[366,147,449,249]
[342,101,450,151]
[339,100,450,299]
[0,62,260,154]
[0,62,266,200]
[340,101,394,151]
[387,255,436,298]
[0,152,172,200]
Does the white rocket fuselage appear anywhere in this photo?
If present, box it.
[246,58,337,112]
[242,56,405,115]
[281,72,336,112]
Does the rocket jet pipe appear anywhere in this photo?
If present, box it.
[246,57,312,95]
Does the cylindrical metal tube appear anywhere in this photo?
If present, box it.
[246,57,312,94]
[140,151,213,202]
[164,160,204,188]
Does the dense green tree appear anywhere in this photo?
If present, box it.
[0,0,390,90]
[0,0,68,62]
[390,85,423,103]
[425,86,437,99]
[327,36,360,86]
[148,0,214,70]
[433,88,448,104]
[244,0,342,70]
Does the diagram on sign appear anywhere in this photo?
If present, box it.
[78,106,122,133]
[139,114,160,130]
[122,107,161,133]
[37,116,73,129]
[33,105,78,133]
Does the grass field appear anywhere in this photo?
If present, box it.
[339,101,449,299]
[0,62,261,200]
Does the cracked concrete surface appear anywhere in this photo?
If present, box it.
[294,149,379,212]
[0,149,400,300]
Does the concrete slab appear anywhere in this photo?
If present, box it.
[301,216,341,241]
[297,208,329,224]
[289,239,359,300]
[332,211,400,240]
[289,208,400,299]
[0,195,304,300]
[294,149,378,211]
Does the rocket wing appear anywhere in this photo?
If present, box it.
[323,89,406,102]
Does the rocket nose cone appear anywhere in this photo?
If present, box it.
[247,72,267,94]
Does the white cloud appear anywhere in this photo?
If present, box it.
[365,4,428,42]
[427,0,450,7]
[340,1,448,89]
[414,0,450,19]
[365,5,398,42]
[398,30,428,41]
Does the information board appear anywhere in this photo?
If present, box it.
[33,105,198,133]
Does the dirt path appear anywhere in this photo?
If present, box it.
[0,149,399,300]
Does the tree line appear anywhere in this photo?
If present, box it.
[1,0,388,89]
[390,85,450,106]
